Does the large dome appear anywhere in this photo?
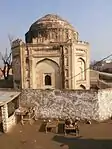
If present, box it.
[25,14,78,43]
[30,14,75,31]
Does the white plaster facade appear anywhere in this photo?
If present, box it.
[11,14,90,90]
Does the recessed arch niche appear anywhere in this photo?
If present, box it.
[77,57,86,81]
[35,58,61,89]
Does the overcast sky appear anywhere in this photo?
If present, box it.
[0,0,112,62]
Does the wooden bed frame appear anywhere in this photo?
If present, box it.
[45,119,59,133]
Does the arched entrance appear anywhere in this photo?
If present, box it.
[35,58,61,89]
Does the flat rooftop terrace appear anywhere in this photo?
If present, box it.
[0,91,20,106]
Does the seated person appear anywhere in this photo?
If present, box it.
[72,119,79,126]
[72,119,80,135]
[65,118,73,127]
[65,118,79,135]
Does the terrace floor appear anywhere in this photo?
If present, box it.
[0,120,112,149]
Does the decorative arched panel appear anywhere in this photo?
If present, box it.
[35,58,61,89]
[77,58,86,81]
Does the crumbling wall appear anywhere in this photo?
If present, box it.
[20,89,99,120]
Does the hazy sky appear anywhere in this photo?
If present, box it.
[0,0,112,61]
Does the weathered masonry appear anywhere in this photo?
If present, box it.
[21,88,112,121]
[0,91,20,133]
[11,14,90,90]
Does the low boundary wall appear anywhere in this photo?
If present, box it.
[20,89,112,121]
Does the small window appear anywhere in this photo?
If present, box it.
[45,75,51,85]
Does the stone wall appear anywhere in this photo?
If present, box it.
[20,89,99,120]
[7,114,16,132]
[1,104,17,133]
[98,88,112,121]
[20,89,112,121]
[1,104,8,133]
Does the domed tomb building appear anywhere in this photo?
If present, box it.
[11,14,90,89]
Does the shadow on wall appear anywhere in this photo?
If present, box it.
[53,135,112,149]
[0,75,13,88]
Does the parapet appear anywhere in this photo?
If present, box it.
[77,40,89,45]
[11,39,25,48]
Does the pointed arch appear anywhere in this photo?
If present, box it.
[35,58,61,89]
[36,58,59,67]
[77,57,86,80]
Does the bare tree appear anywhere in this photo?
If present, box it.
[0,49,12,80]
[0,35,13,80]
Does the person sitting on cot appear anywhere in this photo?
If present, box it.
[65,118,73,127]
[72,119,80,136]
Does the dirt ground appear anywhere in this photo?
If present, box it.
[0,120,112,149]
